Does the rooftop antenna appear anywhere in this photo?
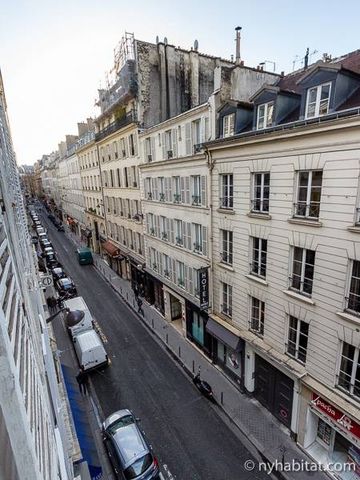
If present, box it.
[259,60,276,72]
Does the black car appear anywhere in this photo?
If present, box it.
[57,223,65,232]
[45,253,59,268]
[55,277,77,297]
[48,213,55,222]
[31,235,38,244]
[51,267,66,281]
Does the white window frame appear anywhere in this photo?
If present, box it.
[193,223,203,253]
[175,219,183,245]
[223,113,235,138]
[346,260,360,315]
[252,172,270,213]
[220,174,233,209]
[177,261,185,287]
[221,282,232,317]
[290,247,315,296]
[295,170,323,219]
[337,341,360,398]
[305,82,331,119]
[251,237,267,278]
[256,101,274,130]
[221,229,233,265]
[250,297,265,336]
[286,315,309,364]
[192,175,201,205]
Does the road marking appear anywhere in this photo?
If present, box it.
[93,319,108,344]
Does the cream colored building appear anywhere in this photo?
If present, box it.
[206,53,360,476]
[77,124,105,252]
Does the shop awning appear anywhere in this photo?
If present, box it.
[102,240,119,257]
[206,317,243,351]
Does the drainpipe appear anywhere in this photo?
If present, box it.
[204,146,215,320]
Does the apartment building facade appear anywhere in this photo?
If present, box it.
[0,70,74,479]
[77,126,105,252]
[140,104,212,334]
[205,52,360,476]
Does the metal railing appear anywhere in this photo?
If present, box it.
[293,202,320,219]
[219,197,233,209]
[95,112,136,142]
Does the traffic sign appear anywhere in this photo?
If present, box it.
[38,275,53,288]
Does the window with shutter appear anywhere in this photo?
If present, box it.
[188,267,194,295]
[169,219,174,243]
[185,123,192,155]
[150,137,156,161]
[162,132,166,159]
[185,177,190,204]
[172,258,176,283]
[180,177,185,203]
[152,178,158,200]
[202,226,208,256]
[201,176,206,206]
[172,128,178,158]
[155,216,160,237]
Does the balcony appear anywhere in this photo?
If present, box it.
[219,197,233,210]
[95,111,136,142]
[173,194,181,203]
[192,195,201,206]
[293,202,320,220]
[193,143,203,154]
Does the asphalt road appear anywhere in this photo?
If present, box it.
[40,210,268,480]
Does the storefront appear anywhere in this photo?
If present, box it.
[304,393,360,479]
[186,301,211,357]
[205,316,244,388]
[254,355,294,430]
[101,240,121,271]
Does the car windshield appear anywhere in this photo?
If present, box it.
[60,279,72,287]
[124,454,153,480]
[107,415,134,435]
[53,268,62,275]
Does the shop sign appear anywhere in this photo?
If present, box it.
[311,393,360,441]
[198,267,209,310]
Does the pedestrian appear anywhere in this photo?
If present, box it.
[76,371,88,396]
[137,297,143,315]
[48,296,57,313]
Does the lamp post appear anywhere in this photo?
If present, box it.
[46,307,84,326]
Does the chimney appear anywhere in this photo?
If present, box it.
[235,26,242,65]
[304,47,309,70]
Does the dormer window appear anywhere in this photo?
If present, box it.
[305,83,331,118]
[257,102,274,130]
[223,113,235,138]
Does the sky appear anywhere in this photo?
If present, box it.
[1,0,360,165]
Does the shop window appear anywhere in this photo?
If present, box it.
[191,311,204,345]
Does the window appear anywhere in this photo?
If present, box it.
[192,175,201,205]
[148,214,155,235]
[193,223,203,253]
[347,260,360,314]
[145,137,152,162]
[160,216,168,240]
[120,138,127,157]
[251,238,267,278]
[165,130,172,158]
[173,176,181,203]
[291,247,315,296]
[287,316,309,363]
[124,168,129,187]
[129,134,136,156]
[295,170,322,218]
[131,166,138,187]
[221,230,233,265]
[163,254,170,278]
[177,261,185,287]
[116,168,121,187]
[338,342,360,398]
[158,177,165,201]
[221,282,232,317]
[192,120,201,146]
[220,174,233,209]
[257,102,274,129]
[250,297,265,335]
[252,172,270,213]
[175,219,183,245]
[223,113,235,138]
[306,83,331,118]
[145,178,152,200]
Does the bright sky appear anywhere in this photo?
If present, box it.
[1,0,359,165]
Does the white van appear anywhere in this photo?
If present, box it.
[63,296,94,339]
[36,227,45,235]
[74,330,108,371]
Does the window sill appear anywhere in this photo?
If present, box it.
[247,212,271,220]
[217,262,235,272]
[336,310,360,326]
[245,274,268,286]
[283,289,315,305]
[347,226,360,234]
[217,208,235,215]
[288,217,322,227]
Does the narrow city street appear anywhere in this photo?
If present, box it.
[40,211,269,480]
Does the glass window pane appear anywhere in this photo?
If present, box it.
[321,84,330,100]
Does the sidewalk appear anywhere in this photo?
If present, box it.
[67,229,328,480]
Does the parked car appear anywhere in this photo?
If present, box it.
[51,267,66,281]
[57,223,65,232]
[41,240,52,250]
[31,235,38,244]
[48,213,55,222]
[55,277,77,297]
[102,410,159,480]
[45,253,59,268]
[43,247,54,256]
[73,329,108,370]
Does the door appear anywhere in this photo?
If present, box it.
[254,355,294,429]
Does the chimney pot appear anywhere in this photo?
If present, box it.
[235,26,242,65]
[281,70,285,76]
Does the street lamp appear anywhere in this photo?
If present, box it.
[46,308,84,326]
